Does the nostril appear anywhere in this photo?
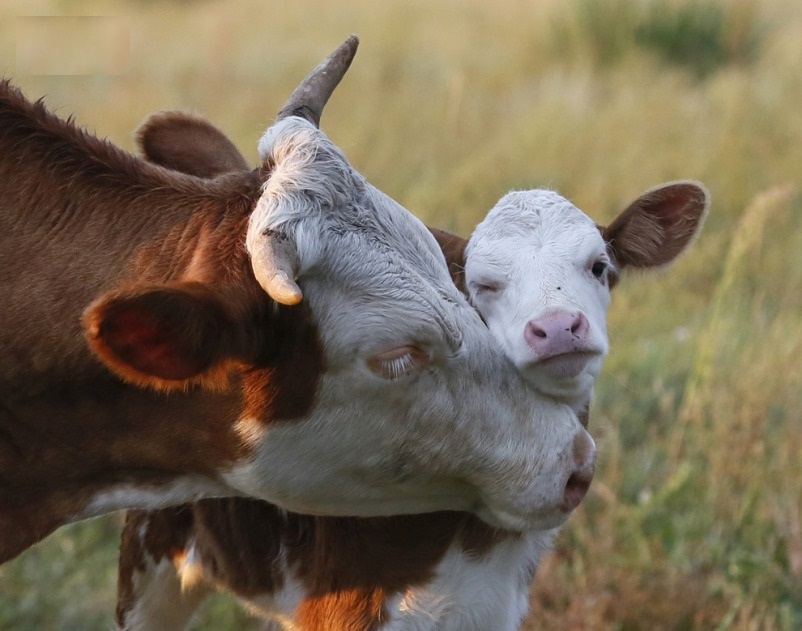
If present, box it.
[570,312,589,337]
[525,311,591,354]
[526,321,547,340]
[561,468,593,513]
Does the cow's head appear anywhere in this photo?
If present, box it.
[83,37,594,532]
[466,185,708,410]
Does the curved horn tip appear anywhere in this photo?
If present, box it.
[322,35,360,69]
[276,35,361,127]
[266,273,304,306]
[341,34,360,56]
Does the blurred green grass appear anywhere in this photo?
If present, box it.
[1,0,800,628]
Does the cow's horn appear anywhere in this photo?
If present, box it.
[251,36,359,304]
[276,35,359,127]
[248,228,302,306]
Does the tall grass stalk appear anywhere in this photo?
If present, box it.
[672,185,796,465]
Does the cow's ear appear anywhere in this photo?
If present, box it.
[136,110,250,179]
[602,181,709,274]
[83,282,259,391]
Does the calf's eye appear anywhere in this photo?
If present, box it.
[591,260,608,279]
[470,280,505,296]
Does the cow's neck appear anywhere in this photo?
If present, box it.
[0,196,255,562]
[0,158,260,386]
[0,88,269,559]
[0,379,246,562]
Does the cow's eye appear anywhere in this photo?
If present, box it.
[367,345,429,380]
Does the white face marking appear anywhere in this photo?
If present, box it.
[466,189,612,409]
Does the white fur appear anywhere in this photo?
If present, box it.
[238,550,306,630]
[467,189,612,410]
[218,186,606,630]
[79,476,239,522]
[119,550,209,631]
[380,531,556,631]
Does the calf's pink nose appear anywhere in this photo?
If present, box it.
[524,311,589,356]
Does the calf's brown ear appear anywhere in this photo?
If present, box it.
[602,180,709,273]
[83,282,258,391]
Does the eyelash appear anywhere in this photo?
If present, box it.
[378,353,417,380]
[368,345,429,380]
[471,280,504,296]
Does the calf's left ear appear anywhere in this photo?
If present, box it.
[601,180,709,273]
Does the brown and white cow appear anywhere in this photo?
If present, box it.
[114,111,708,630]
[0,38,595,563]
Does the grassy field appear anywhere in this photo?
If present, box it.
[1,0,801,628]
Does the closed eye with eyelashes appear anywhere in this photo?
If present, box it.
[367,345,430,380]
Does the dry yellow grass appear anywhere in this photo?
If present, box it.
[1,0,800,629]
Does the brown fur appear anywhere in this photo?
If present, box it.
[603,181,708,270]
[119,500,505,630]
[137,110,251,178]
[0,80,326,562]
[428,226,468,293]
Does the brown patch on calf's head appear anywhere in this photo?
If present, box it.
[602,180,709,274]
[428,227,468,294]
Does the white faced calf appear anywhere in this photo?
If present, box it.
[467,184,708,414]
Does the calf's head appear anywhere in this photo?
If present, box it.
[85,38,593,532]
[466,184,708,410]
